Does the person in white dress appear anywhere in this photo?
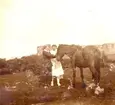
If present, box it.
[50,45,64,86]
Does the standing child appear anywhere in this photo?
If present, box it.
[50,45,64,86]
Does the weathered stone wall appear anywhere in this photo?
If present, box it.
[96,43,115,55]
[102,43,115,54]
[37,44,52,55]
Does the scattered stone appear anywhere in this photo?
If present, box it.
[94,86,104,95]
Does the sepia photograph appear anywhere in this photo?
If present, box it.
[0,0,115,105]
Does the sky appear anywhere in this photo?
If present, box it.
[0,0,115,59]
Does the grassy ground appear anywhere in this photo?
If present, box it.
[0,67,115,105]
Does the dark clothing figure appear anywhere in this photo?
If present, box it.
[41,50,55,86]
[43,50,55,71]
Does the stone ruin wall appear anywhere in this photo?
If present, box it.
[37,44,51,55]
[37,43,115,56]
[96,43,115,55]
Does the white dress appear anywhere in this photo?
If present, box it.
[50,50,64,77]
[50,49,64,86]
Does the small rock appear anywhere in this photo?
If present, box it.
[94,86,104,95]
[67,85,73,90]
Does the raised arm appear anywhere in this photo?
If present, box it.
[43,51,56,59]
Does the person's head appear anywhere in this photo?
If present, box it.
[52,44,57,51]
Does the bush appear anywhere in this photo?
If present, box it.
[0,58,7,68]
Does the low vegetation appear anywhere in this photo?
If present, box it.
[0,54,115,105]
